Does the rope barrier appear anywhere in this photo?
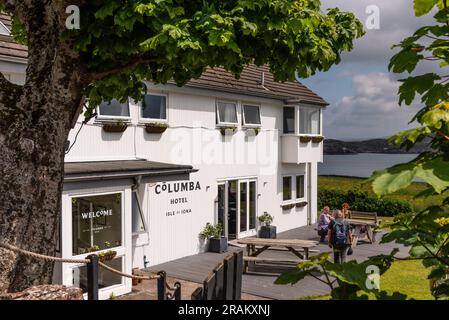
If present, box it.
[0,242,160,281]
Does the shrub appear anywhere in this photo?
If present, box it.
[318,189,413,216]
[200,223,224,239]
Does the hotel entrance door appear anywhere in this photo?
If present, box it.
[216,179,256,240]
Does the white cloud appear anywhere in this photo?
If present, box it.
[324,73,421,140]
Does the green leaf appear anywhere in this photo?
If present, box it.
[371,162,418,196]
[414,0,438,16]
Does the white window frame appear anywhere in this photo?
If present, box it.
[138,92,168,124]
[216,100,238,127]
[131,190,148,235]
[295,174,306,200]
[242,103,261,128]
[63,190,129,299]
[298,105,322,136]
[96,99,131,122]
[0,21,10,36]
[282,106,296,135]
[282,175,294,203]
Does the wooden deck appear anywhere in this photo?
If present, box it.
[145,224,408,300]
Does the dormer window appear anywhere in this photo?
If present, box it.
[97,99,130,120]
[0,21,10,36]
[216,101,238,125]
[242,104,261,127]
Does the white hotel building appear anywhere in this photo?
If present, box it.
[1,14,327,298]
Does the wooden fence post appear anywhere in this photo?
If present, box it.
[157,271,166,300]
[233,250,243,300]
[86,254,99,300]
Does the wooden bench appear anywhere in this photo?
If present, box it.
[348,210,381,225]
[243,256,305,264]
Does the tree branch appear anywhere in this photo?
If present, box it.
[89,56,156,82]
[437,131,449,141]
[0,0,16,12]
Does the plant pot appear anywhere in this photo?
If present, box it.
[259,225,277,239]
[208,237,228,253]
[299,136,312,143]
[102,123,128,133]
[145,124,168,134]
[295,201,308,208]
[311,136,324,143]
[245,128,260,136]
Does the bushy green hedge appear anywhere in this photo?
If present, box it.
[318,189,413,217]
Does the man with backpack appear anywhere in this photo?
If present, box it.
[328,210,353,264]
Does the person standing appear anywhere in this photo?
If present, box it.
[328,210,352,264]
[317,206,333,242]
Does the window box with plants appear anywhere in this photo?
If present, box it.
[311,135,324,143]
[200,223,228,253]
[102,120,129,133]
[145,122,169,134]
[244,127,261,136]
[295,201,308,208]
[218,126,237,136]
[97,250,117,263]
[257,212,276,239]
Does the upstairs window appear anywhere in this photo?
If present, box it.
[242,104,261,126]
[98,99,130,120]
[299,107,321,135]
[283,107,295,134]
[217,101,238,125]
[141,93,167,122]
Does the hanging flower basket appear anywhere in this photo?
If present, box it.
[295,201,308,208]
[145,123,168,134]
[299,136,312,143]
[102,123,128,133]
[311,136,324,143]
[98,250,117,263]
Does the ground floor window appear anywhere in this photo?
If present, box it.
[283,176,292,201]
[71,193,122,255]
[296,175,305,199]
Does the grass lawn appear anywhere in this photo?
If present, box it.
[318,175,446,211]
[301,260,433,300]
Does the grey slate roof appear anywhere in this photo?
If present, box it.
[64,160,196,181]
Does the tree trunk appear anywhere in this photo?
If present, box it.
[0,2,88,293]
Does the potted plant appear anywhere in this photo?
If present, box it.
[245,127,260,136]
[299,136,312,143]
[258,212,276,239]
[102,120,128,133]
[200,223,228,253]
[97,250,117,263]
[295,201,308,208]
[145,122,169,134]
[311,136,324,143]
[219,126,237,136]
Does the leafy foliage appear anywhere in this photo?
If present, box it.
[275,250,408,300]
[369,0,449,299]
[5,0,363,119]
[318,189,413,216]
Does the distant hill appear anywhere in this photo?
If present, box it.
[324,138,431,154]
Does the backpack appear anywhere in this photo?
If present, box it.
[332,220,348,246]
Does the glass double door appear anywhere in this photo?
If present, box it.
[217,179,257,240]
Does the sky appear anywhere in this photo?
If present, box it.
[299,0,437,141]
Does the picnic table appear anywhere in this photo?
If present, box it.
[346,218,378,247]
[236,238,319,273]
